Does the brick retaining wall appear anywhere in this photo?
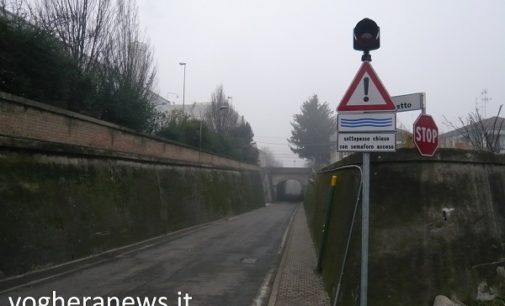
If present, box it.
[0,91,257,170]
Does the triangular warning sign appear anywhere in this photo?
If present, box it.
[337,62,395,112]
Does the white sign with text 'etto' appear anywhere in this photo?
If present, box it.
[337,132,396,152]
[392,93,425,112]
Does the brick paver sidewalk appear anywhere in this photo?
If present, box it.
[268,204,330,306]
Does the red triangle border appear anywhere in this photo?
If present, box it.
[337,62,395,112]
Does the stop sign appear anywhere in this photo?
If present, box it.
[413,114,439,157]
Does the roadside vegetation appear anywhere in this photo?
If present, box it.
[1,0,157,132]
[288,95,336,168]
[156,86,258,163]
[0,0,257,163]
[444,105,504,153]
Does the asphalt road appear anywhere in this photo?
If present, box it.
[1,203,297,306]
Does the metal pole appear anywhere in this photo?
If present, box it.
[317,175,338,272]
[239,147,243,169]
[199,120,202,149]
[182,65,186,112]
[179,62,187,112]
[360,152,370,306]
[421,92,426,114]
[199,119,202,163]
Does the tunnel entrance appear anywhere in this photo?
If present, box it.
[276,179,304,202]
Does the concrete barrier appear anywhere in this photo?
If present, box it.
[305,148,505,305]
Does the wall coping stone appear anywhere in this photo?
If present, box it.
[321,148,505,173]
[0,135,260,172]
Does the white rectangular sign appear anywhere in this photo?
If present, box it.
[392,93,425,112]
[338,113,396,132]
[337,132,396,152]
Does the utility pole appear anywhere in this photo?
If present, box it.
[179,62,187,112]
[480,89,492,118]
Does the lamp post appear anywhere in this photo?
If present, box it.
[197,102,229,164]
[195,102,210,158]
[179,62,187,112]
[218,103,229,136]
[199,110,203,153]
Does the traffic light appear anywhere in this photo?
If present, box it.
[353,18,380,52]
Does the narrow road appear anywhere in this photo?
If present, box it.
[1,203,296,306]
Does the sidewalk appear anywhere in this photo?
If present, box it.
[268,204,330,306]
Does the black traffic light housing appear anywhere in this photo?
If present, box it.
[353,18,380,61]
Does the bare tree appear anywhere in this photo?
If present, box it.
[106,0,155,98]
[204,85,239,135]
[24,0,156,130]
[95,0,156,130]
[1,0,26,17]
[27,0,113,73]
[444,105,504,153]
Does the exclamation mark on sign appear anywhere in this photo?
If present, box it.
[363,77,369,102]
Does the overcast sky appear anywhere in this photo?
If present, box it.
[138,0,505,166]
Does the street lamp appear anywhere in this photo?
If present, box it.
[196,102,229,164]
[179,62,187,112]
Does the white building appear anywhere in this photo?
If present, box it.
[164,102,210,119]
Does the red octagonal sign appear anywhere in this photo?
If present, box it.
[413,114,439,157]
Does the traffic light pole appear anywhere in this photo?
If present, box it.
[359,48,373,306]
[352,19,381,306]
[422,93,426,114]
[360,152,370,306]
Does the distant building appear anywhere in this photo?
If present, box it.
[396,128,413,149]
[165,102,210,119]
[150,92,172,110]
[439,116,505,153]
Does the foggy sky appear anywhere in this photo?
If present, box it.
[139,0,505,166]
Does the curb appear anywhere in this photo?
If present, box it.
[265,203,301,306]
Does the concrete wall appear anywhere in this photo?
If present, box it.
[305,148,505,305]
[0,138,265,277]
[0,92,264,278]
